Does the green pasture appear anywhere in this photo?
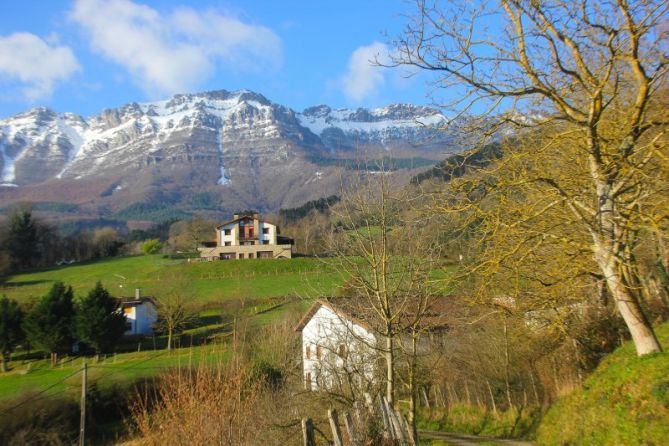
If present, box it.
[0,255,346,304]
[0,343,229,400]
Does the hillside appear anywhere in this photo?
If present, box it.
[0,255,344,304]
[537,322,669,445]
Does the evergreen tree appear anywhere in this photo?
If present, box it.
[24,282,74,365]
[0,297,24,372]
[75,282,126,358]
[6,210,39,270]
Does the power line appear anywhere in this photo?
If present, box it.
[1,348,199,416]
[0,367,83,416]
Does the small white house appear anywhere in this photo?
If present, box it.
[294,297,451,394]
[119,289,158,336]
[294,299,379,393]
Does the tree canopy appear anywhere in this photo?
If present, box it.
[74,282,127,356]
[0,296,24,372]
[23,282,74,364]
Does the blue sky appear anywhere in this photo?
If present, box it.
[0,0,437,118]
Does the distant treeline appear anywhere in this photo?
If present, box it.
[410,142,503,184]
[308,156,437,171]
[113,202,190,222]
[279,195,340,222]
[0,201,81,215]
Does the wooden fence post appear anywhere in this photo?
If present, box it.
[384,397,406,443]
[421,387,431,409]
[378,395,392,439]
[401,413,416,446]
[302,418,315,446]
[343,412,362,446]
[328,408,344,446]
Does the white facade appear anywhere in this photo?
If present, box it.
[218,220,277,246]
[122,300,158,336]
[299,303,378,393]
[219,223,238,246]
[258,222,276,245]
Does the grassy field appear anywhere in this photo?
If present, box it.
[536,321,669,445]
[0,255,326,402]
[0,296,311,401]
[0,343,229,400]
[0,255,345,304]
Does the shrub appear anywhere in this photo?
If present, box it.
[0,393,79,445]
[140,239,162,255]
[537,322,669,445]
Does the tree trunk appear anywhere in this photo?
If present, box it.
[596,250,663,355]
[502,317,513,409]
[486,379,497,415]
[167,329,173,351]
[385,334,394,405]
[1,352,9,372]
[407,335,419,443]
[529,368,540,406]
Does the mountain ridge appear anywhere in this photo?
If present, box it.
[0,88,463,224]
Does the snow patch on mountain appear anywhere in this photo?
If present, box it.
[216,127,230,186]
[297,105,447,136]
[0,89,453,186]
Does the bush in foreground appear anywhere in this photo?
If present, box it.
[537,322,669,445]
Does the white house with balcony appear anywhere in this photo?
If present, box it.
[198,212,293,260]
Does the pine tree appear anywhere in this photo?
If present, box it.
[75,282,126,359]
[24,282,74,365]
[0,297,24,372]
[6,210,39,270]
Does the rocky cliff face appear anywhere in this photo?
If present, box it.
[0,89,459,220]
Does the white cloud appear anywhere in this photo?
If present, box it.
[0,32,80,101]
[70,0,282,96]
[341,42,391,102]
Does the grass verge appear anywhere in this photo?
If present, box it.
[536,322,669,445]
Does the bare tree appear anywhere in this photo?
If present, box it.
[324,166,444,422]
[155,277,197,350]
[391,0,669,355]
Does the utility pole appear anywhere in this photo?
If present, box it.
[79,362,87,446]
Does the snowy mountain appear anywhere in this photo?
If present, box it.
[0,89,459,221]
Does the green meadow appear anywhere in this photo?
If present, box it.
[0,255,336,402]
[0,255,345,304]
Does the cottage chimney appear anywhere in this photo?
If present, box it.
[135,288,141,300]
[233,213,240,219]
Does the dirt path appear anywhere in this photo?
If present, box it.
[419,430,535,446]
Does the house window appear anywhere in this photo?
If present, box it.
[224,229,231,236]
[305,345,311,359]
[262,240,269,245]
[338,344,346,357]
[305,372,312,391]
[239,253,244,259]
[248,253,254,259]
[316,345,322,359]
[263,227,269,234]
[224,241,231,246]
